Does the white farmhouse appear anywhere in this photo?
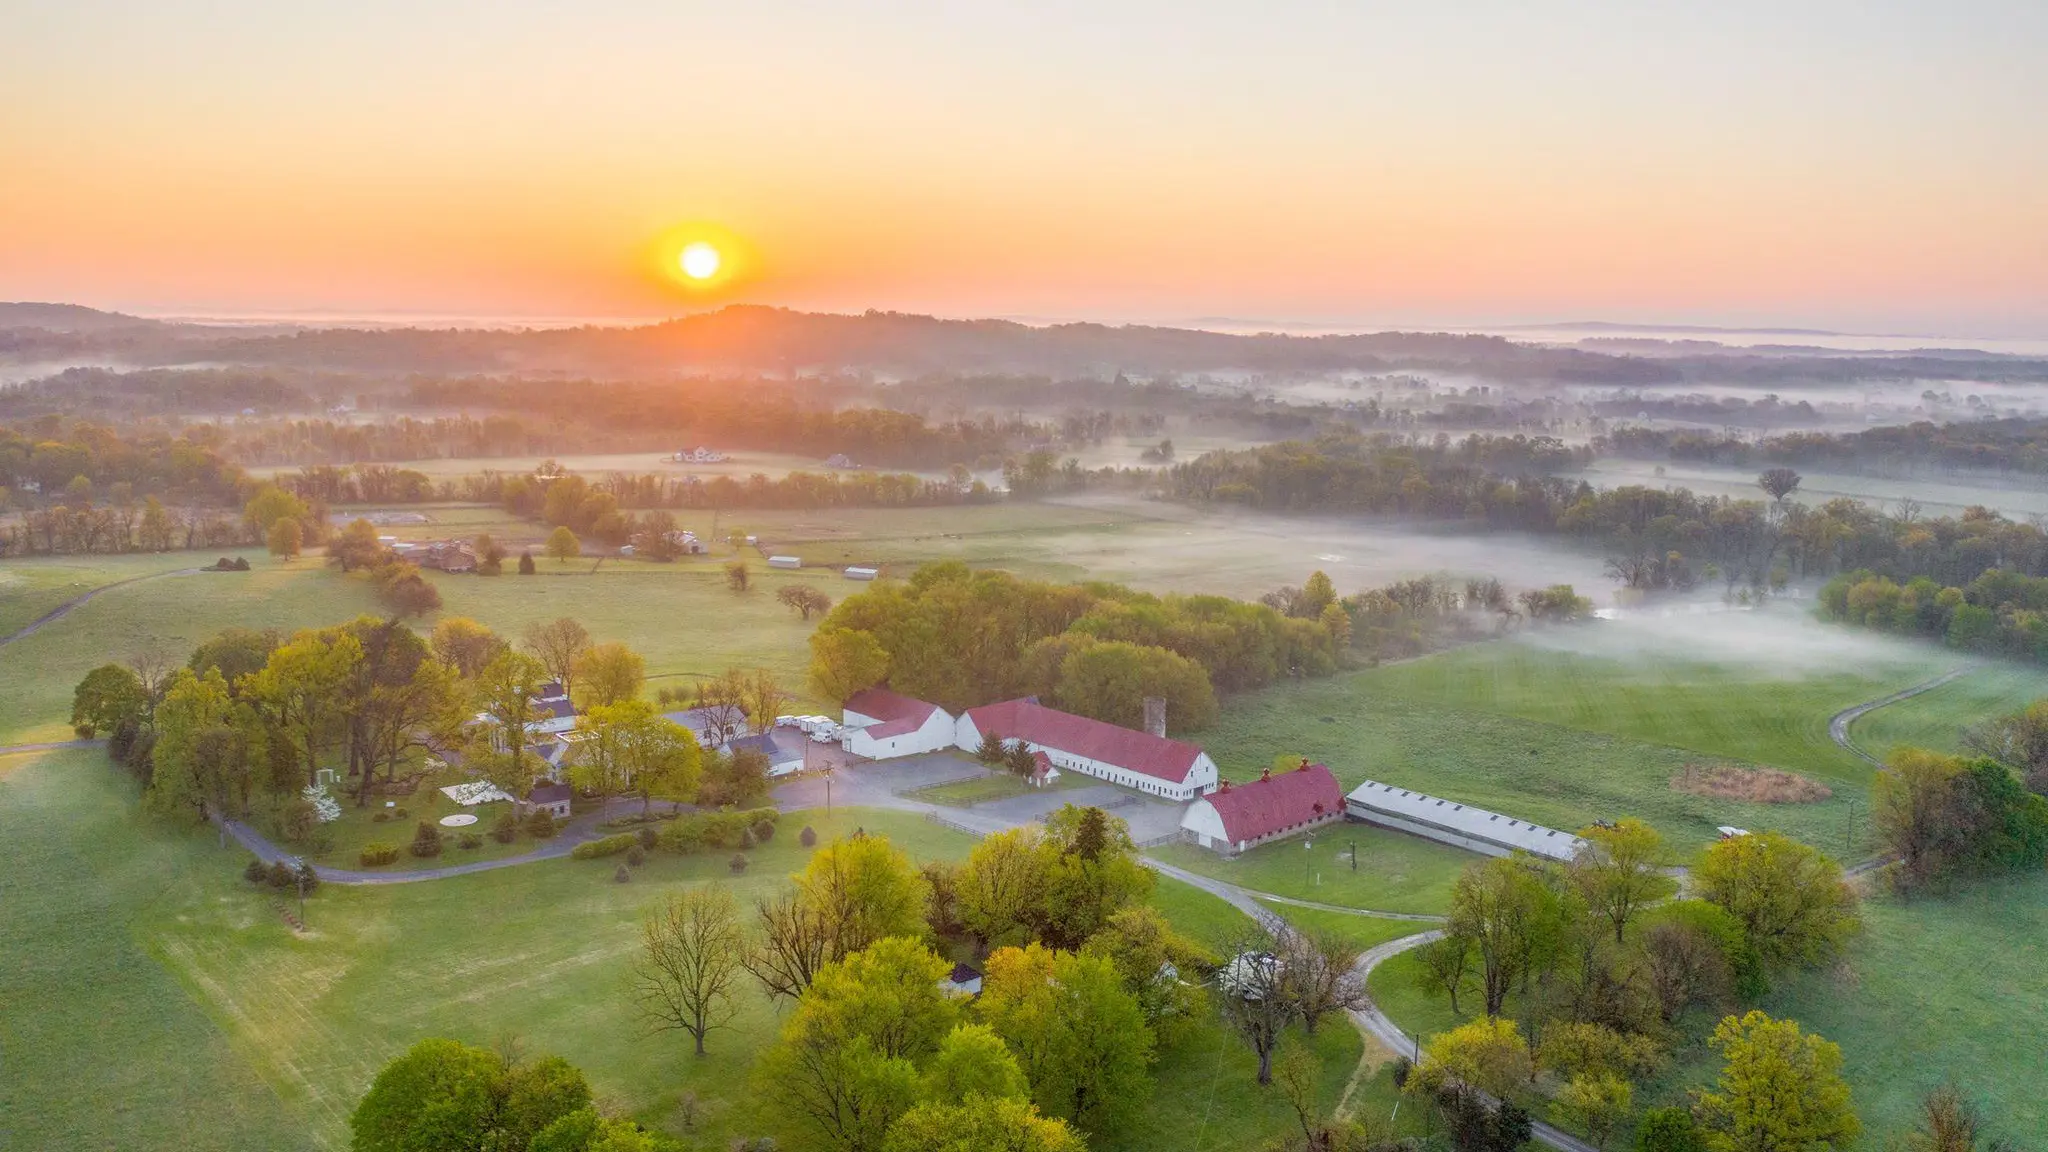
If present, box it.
[840,688,956,759]
[954,698,1218,802]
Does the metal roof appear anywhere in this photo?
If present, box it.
[1343,779,1588,861]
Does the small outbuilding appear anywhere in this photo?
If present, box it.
[939,962,983,997]
[843,566,879,581]
[768,555,802,570]
[525,782,573,820]
[1180,761,1344,855]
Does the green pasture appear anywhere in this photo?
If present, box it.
[1152,827,1472,916]
[1260,901,1435,953]
[0,747,1368,1152]
[1850,662,2048,761]
[1205,672,1878,863]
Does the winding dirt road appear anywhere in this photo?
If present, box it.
[1827,666,1974,766]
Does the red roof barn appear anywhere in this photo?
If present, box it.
[1180,761,1344,854]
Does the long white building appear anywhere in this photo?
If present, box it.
[955,698,1218,802]
[1343,779,1588,862]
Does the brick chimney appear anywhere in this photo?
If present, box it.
[1260,766,1272,782]
[1142,696,1167,738]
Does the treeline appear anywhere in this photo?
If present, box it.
[806,563,1345,726]
[1820,566,2048,663]
[0,418,246,504]
[1602,416,2048,478]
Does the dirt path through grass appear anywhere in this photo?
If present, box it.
[0,566,204,648]
[1828,666,1974,765]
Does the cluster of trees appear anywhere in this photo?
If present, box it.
[351,1038,675,1152]
[0,420,267,556]
[623,807,1263,1152]
[72,611,795,855]
[1264,571,1593,666]
[1402,822,1863,1149]
[1820,566,2048,664]
[1872,748,2048,892]
[805,562,1345,725]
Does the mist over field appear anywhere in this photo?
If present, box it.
[1510,598,1940,679]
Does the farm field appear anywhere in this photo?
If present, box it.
[0,551,227,638]
[1581,457,2048,522]
[1259,901,1434,953]
[0,550,832,744]
[1850,662,2048,760]
[1152,826,1472,916]
[1,745,1366,1152]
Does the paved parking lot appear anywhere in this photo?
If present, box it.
[972,784,1186,843]
[771,752,1189,843]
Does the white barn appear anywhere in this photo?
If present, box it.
[955,698,1218,802]
[840,688,956,760]
[1343,779,1588,862]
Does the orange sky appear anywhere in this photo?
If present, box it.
[3,2,2043,333]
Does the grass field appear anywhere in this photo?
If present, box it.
[1152,827,1473,915]
[1260,901,1434,953]
[0,551,225,638]
[0,745,1366,1152]
[1850,663,2048,760]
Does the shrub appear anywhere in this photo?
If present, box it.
[525,809,558,838]
[458,831,482,850]
[752,819,775,843]
[394,807,409,819]
[570,833,637,860]
[636,826,660,850]
[490,811,520,843]
[626,846,646,867]
[409,821,444,859]
[657,819,705,854]
[729,853,749,874]
[518,551,537,575]
[372,810,391,823]
[799,826,817,848]
[359,842,400,867]
[267,861,294,889]
[739,827,756,850]
[614,864,631,884]
[295,861,320,894]
[243,857,270,884]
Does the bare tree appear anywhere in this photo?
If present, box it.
[636,887,747,1055]
[521,617,591,698]
[1415,933,1472,1016]
[775,584,832,621]
[742,890,834,1002]
[1277,926,1369,1035]
[1757,467,1803,504]
[128,640,179,704]
[690,671,750,748]
[1218,931,1291,1084]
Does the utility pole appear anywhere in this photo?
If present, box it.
[1304,838,1313,887]
[1349,840,1358,872]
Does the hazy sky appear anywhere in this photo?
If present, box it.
[4,1,2043,332]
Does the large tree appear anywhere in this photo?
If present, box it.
[955,827,1050,953]
[977,944,1154,1137]
[431,617,506,678]
[146,668,237,824]
[243,628,363,788]
[522,617,592,698]
[469,649,551,804]
[349,1038,593,1152]
[1696,1011,1860,1152]
[1694,832,1859,977]
[796,833,932,960]
[757,937,960,1152]
[1446,856,1564,1018]
[70,663,146,738]
[572,641,645,711]
[636,886,747,1056]
[809,627,893,705]
[881,1096,1085,1152]
[1570,818,1674,943]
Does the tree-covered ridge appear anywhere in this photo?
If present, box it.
[807,562,1344,725]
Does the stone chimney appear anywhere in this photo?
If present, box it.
[1260,765,1273,782]
[1142,696,1167,738]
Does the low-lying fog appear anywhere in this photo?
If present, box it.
[1514,598,1940,680]
[1045,492,1615,600]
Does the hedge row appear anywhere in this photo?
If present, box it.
[359,842,400,867]
[571,832,639,860]
[657,808,779,854]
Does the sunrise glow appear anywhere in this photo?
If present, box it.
[679,243,721,281]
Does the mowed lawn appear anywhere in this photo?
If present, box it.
[0,748,303,1152]
[0,551,229,638]
[1851,662,2048,761]
[1153,826,1472,916]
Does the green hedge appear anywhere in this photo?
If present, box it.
[571,833,638,860]
[358,842,400,867]
[657,808,780,854]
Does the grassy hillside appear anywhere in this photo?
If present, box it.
[1850,663,2048,760]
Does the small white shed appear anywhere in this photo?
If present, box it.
[768,555,802,570]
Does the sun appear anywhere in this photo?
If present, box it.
[679,242,721,281]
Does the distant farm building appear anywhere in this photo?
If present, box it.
[727,729,809,777]
[414,540,477,573]
[1181,761,1344,855]
[954,698,1218,802]
[940,962,983,997]
[824,453,858,469]
[768,555,802,570]
[674,446,728,463]
[843,566,879,581]
[840,688,956,759]
[1343,780,1588,862]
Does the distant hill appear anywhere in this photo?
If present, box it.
[0,302,163,332]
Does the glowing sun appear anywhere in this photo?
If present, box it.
[679,241,722,280]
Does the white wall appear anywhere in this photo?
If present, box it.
[956,715,1213,802]
[844,708,955,760]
